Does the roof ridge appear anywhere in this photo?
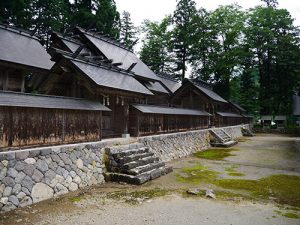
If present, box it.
[0,24,40,41]
[77,26,133,53]
[156,73,179,82]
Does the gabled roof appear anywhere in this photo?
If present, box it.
[132,104,211,116]
[229,101,246,112]
[293,94,300,116]
[274,115,287,120]
[70,58,153,95]
[173,79,227,103]
[157,74,181,93]
[216,112,243,117]
[261,115,272,120]
[0,25,54,71]
[0,91,110,111]
[76,27,160,81]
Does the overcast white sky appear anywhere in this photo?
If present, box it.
[115,0,300,26]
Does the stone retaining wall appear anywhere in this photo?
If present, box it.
[0,142,108,212]
[0,125,247,212]
[139,125,247,162]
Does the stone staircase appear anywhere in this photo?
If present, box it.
[241,126,255,137]
[210,129,237,147]
[104,143,173,185]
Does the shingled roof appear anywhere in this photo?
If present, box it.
[0,25,54,71]
[229,101,246,112]
[70,58,153,95]
[157,74,181,93]
[76,27,160,81]
[0,91,110,111]
[132,104,211,116]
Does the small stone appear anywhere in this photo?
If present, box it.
[70,171,76,178]
[45,170,56,181]
[29,150,40,158]
[40,148,52,156]
[16,192,26,200]
[24,158,36,165]
[14,161,25,171]
[32,169,44,183]
[19,196,32,208]
[36,160,48,172]
[7,168,18,178]
[73,176,81,184]
[2,176,15,187]
[8,195,19,206]
[5,152,15,160]
[0,167,7,180]
[12,184,22,194]
[3,186,12,197]
[21,187,30,195]
[187,188,201,195]
[23,164,36,176]
[54,183,68,196]
[21,176,34,191]
[205,189,216,199]
[68,182,78,192]
[16,151,30,160]
[2,160,9,167]
[15,172,26,183]
[31,183,54,203]
[65,176,72,185]
[2,202,17,212]
[76,159,83,169]
[49,175,64,188]
[0,197,8,204]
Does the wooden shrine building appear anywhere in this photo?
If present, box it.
[0,25,110,149]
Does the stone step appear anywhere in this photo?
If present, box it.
[117,152,154,165]
[121,156,160,170]
[126,161,166,175]
[211,140,237,147]
[108,143,146,155]
[111,147,150,159]
[105,166,173,185]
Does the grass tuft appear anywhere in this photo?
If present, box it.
[194,148,239,160]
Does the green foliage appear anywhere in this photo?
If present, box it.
[172,0,197,80]
[140,16,175,74]
[119,11,137,51]
[193,148,239,160]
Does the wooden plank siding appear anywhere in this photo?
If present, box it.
[0,106,102,150]
[129,108,209,137]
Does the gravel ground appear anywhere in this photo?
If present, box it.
[1,134,300,225]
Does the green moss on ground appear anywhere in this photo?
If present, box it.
[225,165,239,172]
[194,148,239,160]
[227,172,246,177]
[176,164,219,184]
[178,164,300,207]
[70,195,84,203]
[216,175,300,207]
[282,212,300,219]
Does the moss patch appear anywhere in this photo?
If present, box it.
[282,212,300,219]
[216,175,300,207]
[228,172,246,177]
[177,164,220,184]
[70,195,84,203]
[194,148,239,160]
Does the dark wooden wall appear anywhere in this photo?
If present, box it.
[0,106,102,150]
[129,108,210,137]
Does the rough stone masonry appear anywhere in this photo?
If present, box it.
[0,143,106,212]
[0,125,247,212]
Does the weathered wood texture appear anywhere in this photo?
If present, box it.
[0,106,101,150]
[214,116,244,127]
[129,108,209,137]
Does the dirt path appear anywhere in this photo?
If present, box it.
[1,134,300,225]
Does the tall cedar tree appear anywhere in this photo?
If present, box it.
[119,11,138,51]
[140,16,175,74]
[209,5,245,100]
[71,0,120,38]
[190,8,217,82]
[172,0,197,81]
[245,1,300,115]
[0,0,32,28]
